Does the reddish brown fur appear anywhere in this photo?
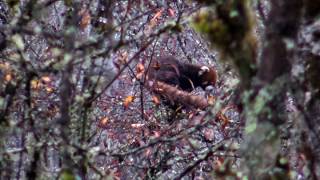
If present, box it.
[147,56,217,91]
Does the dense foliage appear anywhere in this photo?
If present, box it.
[0,0,320,179]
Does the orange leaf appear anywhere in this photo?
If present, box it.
[153,131,161,138]
[147,8,164,32]
[46,87,54,93]
[41,76,51,83]
[216,111,229,128]
[168,8,175,17]
[216,105,237,129]
[123,95,135,109]
[118,51,128,65]
[136,63,145,79]
[4,73,12,82]
[100,117,109,126]
[136,63,145,73]
[31,79,40,89]
[152,95,161,105]
[207,95,216,105]
[79,9,91,29]
[151,8,164,22]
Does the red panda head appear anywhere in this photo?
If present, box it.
[198,65,217,88]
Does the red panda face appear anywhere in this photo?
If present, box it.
[198,66,210,76]
[198,66,217,88]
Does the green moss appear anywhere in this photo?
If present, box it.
[192,0,257,88]
[192,0,254,50]
[192,11,211,33]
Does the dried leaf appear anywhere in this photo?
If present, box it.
[145,8,164,35]
[216,110,229,128]
[118,51,128,65]
[153,131,161,138]
[123,95,135,109]
[152,95,160,105]
[31,79,40,89]
[207,95,216,105]
[168,8,175,17]
[136,63,145,73]
[46,87,54,93]
[136,63,145,79]
[79,9,91,29]
[4,73,12,82]
[216,105,237,129]
[100,117,109,126]
[41,76,51,83]
[188,112,195,119]
[144,148,152,157]
[151,8,164,22]
[131,123,144,128]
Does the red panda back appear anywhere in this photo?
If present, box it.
[147,56,217,91]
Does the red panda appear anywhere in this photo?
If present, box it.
[147,56,217,92]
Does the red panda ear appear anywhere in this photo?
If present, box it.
[198,66,210,76]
